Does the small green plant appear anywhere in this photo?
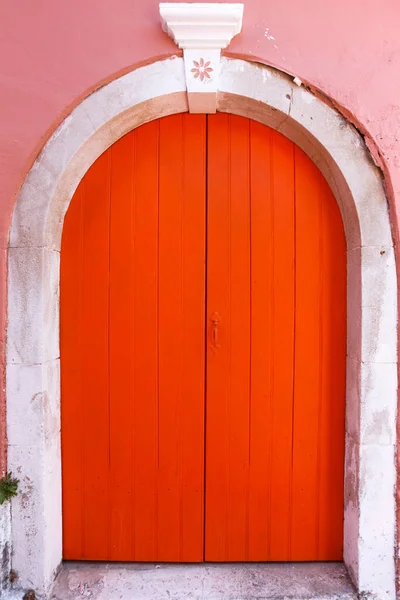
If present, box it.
[0,472,19,504]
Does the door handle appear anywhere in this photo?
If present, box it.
[211,312,221,350]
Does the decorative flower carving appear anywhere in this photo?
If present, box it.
[191,58,213,82]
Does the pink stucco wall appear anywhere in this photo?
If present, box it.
[1,0,400,531]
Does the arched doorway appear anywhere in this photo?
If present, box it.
[60,113,346,563]
[6,54,397,600]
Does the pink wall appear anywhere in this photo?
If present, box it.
[1,0,400,489]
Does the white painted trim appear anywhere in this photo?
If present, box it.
[160,3,244,113]
[159,3,244,49]
[6,57,397,600]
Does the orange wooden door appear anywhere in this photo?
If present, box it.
[205,114,346,561]
[61,114,207,561]
[61,113,346,563]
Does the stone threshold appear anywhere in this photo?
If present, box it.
[48,561,357,600]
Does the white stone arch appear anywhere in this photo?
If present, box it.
[6,57,397,600]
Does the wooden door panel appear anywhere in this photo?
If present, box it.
[61,114,207,562]
[62,112,346,564]
[205,114,346,561]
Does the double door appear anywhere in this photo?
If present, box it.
[61,114,346,563]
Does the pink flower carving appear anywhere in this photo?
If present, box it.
[191,58,213,82]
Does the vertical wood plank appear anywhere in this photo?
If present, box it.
[226,115,251,561]
[179,114,207,561]
[130,121,160,560]
[205,113,231,560]
[81,153,111,559]
[61,185,84,559]
[205,114,252,561]
[108,131,136,559]
[247,122,273,561]
[248,124,296,560]
[158,114,206,561]
[317,171,346,559]
[291,146,322,559]
[267,131,296,560]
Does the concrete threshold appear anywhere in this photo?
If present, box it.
[50,561,357,600]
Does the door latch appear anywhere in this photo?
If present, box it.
[211,312,221,350]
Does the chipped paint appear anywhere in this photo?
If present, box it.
[264,28,275,40]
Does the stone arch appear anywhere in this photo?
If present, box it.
[6,57,397,599]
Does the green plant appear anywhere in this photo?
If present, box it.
[0,472,19,504]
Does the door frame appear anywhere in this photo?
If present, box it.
[5,57,397,600]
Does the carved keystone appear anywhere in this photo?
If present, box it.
[159,2,244,113]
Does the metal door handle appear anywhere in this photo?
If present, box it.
[211,312,221,349]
